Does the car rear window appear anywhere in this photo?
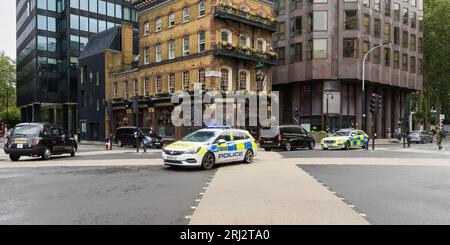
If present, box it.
[12,125,42,137]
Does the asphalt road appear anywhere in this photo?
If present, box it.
[0,165,215,225]
[300,165,450,225]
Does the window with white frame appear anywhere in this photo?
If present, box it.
[198,31,206,52]
[183,6,190,22]
[144,46,150,64]
[168,12,175,27]
[220,67,231,91]
[134,80,138,96]
[198,68,206,90]
[144,21,150,35]
[182,70,190,91]
[221,29,232,43]
[239,34,250,47]
[156,43,162,62]
[183,36,190,56]
[239,70,250,91]
[155,75,162,94]
[168,73,175,93]
[144,77,149,96]
[168,40,175,59]
[156,17,162,32]
[198,0,206,17]
[256,38,267,52]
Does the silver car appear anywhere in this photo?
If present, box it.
[407,131,433,144]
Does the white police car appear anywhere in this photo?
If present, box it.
[162,128,258,170]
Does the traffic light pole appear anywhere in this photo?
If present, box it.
[372,112,376,151]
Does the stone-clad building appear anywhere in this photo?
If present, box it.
[106,0,277,140]
[273,0,423,137]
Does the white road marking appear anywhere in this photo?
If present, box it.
[360,213,367,217]
[191,206,197,210]
[349,205,355,208]
[185,216,192,219]
[199,192,205,195]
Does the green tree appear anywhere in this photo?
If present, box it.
[0,51,18,126]
[417,0,450,128]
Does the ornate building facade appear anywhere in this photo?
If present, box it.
[106,0,276,140]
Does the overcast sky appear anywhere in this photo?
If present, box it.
[0,0,16,60]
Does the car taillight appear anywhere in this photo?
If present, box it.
[278,134,282,141]
[34,137,40,145]
[4,138,8,146]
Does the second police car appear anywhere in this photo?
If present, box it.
[320,129,369,150]
[162,128,258,170]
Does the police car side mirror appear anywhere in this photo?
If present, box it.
[218,139,227,145]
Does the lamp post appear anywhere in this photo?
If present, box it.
[361,42,390,131]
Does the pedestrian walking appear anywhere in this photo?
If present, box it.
[436,126,445,151]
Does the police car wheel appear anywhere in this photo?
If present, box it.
[42,148,52,160]
[243,150,254,164]
[308,141,315,150]
[117,140,123,147]
[201,153,215,170]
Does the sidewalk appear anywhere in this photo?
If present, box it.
[190,151,369,225]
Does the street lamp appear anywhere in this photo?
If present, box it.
[361,42,390,131]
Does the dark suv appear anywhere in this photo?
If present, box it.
[3,123,77,161]
[114,127,163,148]
[260,125,315,151]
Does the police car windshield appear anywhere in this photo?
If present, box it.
[181,131,217,142]
[332,131,352,137]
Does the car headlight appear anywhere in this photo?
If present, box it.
[185,147,202,154]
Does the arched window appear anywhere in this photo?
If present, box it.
[155,43,162,62]
[220,29,232,43]
[168,40,175,59]
[220,67,232,91]
[155,75,162,94]
[182,70,190,91]
[256,38,267,52]
[183,35,190,56]
[143,21,150,35]
[168,73,175,94]
[183,6,190,22]
[198,0,206,17]
[239,34,250,47]
[239,70,250,91]
[198,31,206,52]
[155,17,162,32]
[143,46,150,64]
[168,12,175,27]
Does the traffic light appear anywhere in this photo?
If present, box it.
[369,93,377,114]
[369,93,382,114]
[377,95,383,112]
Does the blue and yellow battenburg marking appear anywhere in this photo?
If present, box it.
[348,135,369,146]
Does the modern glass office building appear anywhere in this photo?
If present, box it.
[16,0,137,134]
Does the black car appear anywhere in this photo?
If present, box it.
[259,125,315,151]
[3,123,77,161]
[114,127,163,148]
